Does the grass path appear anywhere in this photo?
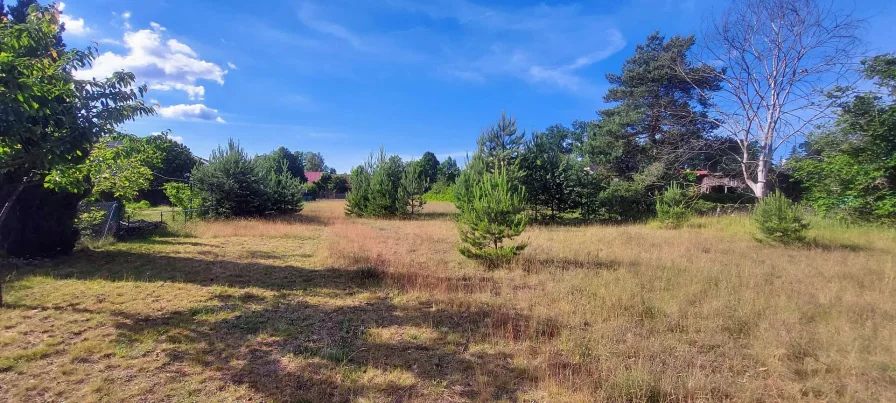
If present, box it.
[1,201,895,401]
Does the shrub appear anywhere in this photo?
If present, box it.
[582,180,653,222]
[163,182,205,210]
[655,182,693,228]
[456,168,529,269]
[424,181,455,202]
[753,191,810,244]
[125,200,151,217]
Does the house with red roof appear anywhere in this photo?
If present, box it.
[305,171,324,183]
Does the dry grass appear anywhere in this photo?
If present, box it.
[1,200,894,402]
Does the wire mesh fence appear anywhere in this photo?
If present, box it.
[78,202,211,240]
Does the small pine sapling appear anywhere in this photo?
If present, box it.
[456,168,529,269]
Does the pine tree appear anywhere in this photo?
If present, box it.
[519,125,578,221]
[477,110,525,171]
[401,161,428,214]
[345,165,372,216]
[191,139,268,217]
[456,168,529,269]
[344,148,407,217]
[585,31,721,178]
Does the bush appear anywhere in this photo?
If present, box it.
[162,182,205,210]
[655,182,693,228]
[753,191,810,244]
[456,168,529,269]
[582,180,653,222]
[424,181,455,202]
[126,200,151,215]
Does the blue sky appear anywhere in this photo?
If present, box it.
[54,0,896,173]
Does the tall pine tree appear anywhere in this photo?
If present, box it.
[477,111,525,171]
[586,32,721,179]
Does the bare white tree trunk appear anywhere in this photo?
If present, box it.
[678,0,863,198]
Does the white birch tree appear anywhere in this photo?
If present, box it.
[682,0,863,197]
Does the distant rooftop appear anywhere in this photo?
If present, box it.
[306,171,323,183]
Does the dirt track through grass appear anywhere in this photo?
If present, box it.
[1,201,895,401]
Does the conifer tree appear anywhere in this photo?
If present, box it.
[456,168,528,269]
[477,110,525,171]
[401,161,428,214]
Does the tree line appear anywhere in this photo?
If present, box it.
[3,0,895,264]
[343,0,895,266]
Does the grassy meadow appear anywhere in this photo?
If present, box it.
[1,200,895,401]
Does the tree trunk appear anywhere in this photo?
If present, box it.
[0,180,27,308]
[755,162,768,198]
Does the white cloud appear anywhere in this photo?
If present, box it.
[121,11,132,29]
[158,104,226,123]
[74,22,226,100]
[387,0,627,93]
[57,2,89,36]
[297,2,363,49]
[98,38,123,46]
[166,39,197,57]
[227,62,238,70]
[148,83,205,100]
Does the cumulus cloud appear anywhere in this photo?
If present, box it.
[158,104,226,123]
[57,2,89,36]
[74,22,226,100]
[227,62,238,70]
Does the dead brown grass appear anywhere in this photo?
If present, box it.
[1,200,894,402]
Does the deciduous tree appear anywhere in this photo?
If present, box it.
[789,54,896,222]
[686,0,863,197]
[1,4,153,260]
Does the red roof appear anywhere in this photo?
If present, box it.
[306,171,323,183]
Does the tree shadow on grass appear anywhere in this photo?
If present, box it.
[12,249,556,401]
[108,296,545,401]
[35,249,377,291]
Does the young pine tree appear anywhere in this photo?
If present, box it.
[753,191,810,245]
[191,139,268,217]
[261,160,305,214]
[401,161,428,214]
[345,165,372,216]
[655,182,694,228]
[456,168,529,269]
